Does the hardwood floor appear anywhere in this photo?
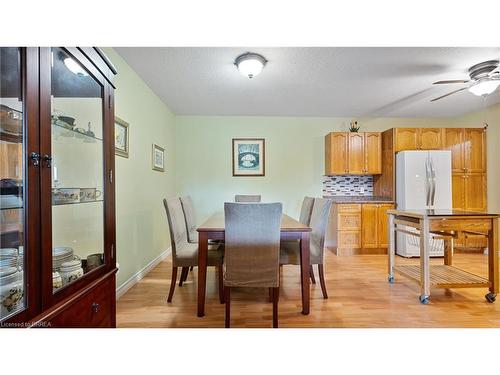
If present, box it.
[116,250,500,327]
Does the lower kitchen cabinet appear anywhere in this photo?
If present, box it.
[329,202,394,255]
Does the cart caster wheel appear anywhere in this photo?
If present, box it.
[485,293,496,303]
[388,275,394,284]
[419,295,429,304]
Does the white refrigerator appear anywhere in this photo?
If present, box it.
[396,150,452,257]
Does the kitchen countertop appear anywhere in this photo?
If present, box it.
[323,195,394,204]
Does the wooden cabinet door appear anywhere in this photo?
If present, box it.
[325,132,348,174]
[451,173,465,210]
[348,132,365,174]
[338,213,361,230]
[364,132,382,174]
[419,128,443,150]
[361,204,378,248]
[465,173,487,212]
[444,128,465,173]
[464,128,486,173]
[377,204,393,248]
[394,128,418,152]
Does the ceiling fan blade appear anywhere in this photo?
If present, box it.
[430,87,468,102]
[433,79,469,84]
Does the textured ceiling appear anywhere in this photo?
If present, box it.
[115,47,500,117]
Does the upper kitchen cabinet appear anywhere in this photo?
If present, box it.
[325,132,381,175]
[444,127,486,173]
[394,128,443,152]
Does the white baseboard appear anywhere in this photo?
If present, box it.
[116,247,171,300]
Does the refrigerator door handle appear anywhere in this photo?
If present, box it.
[425,158,431,207]
[430,158,437,207]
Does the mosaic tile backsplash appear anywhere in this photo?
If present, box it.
[322,175,374,196]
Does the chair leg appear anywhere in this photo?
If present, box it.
[225,287,231,328]
[310,265,316,284]
[272,287,279,328]
[167,266,178,302]
[218,265,224,304]
[318,264,328,299]
[179,267,189,286]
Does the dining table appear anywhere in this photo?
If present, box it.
[196,212,312,317]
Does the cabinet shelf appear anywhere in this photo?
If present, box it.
[52,199,103,207]
[0,205,23,211]
[52,122,102,142]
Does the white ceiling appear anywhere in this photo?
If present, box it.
[115,47,500,118]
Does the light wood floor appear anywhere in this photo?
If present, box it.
[116,250,500,328]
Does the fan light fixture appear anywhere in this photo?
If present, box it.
[234,52,267,79]
[468,79,500,96]
[64,57,89,77]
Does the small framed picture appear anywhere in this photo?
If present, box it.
[152,144,165,172]
[115,117,129,158]
[232,138,265,176]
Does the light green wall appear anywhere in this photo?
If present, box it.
[174,116,458,223]
[103,48,176,287]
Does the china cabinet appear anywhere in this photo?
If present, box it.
[0,47,117,327]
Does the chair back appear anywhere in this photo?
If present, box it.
[180,195,197,243]
[299,196,315,225]
[309,198,333,258]
[163,198,189,259]
[234,194,261,202]
[224,202,282,288]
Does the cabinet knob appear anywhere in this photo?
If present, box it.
[43,155,52,168]
[91,302,100,313]
[30,152,40,166]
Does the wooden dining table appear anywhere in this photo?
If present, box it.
[196,212,312,317]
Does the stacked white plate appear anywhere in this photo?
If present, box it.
[52,247,74,271]
[0,248,20,269]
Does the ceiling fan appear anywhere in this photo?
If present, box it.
[431,59,500,102]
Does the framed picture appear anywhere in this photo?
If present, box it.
[232,138,265,176]
[152,144,165,172]
[115,117,129,158]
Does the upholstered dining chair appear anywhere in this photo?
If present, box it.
[224,202,282,328]
[280,198,332,298]
[163,198,224,303]
[234,194,261,202]
[180,195,198,244]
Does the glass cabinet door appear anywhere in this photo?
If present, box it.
[0,48,26,320]
[50,48,105,293]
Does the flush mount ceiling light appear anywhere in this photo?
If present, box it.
[234,52,267,79]
[64,57,89,77]
[468,79,500,96]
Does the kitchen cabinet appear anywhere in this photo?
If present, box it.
[361,203,394,249]
[444,128,465,172]
[330,202,393,255]
[451,172,487,212]
[394,128,443,152]
[0,47,117,327]
[444,128,486,173]
[325,132,381,175]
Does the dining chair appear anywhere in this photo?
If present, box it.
[234,194,261,202]
[163,197,224,303]
[280,198,332,298]
[179,195,198,244]
[224,202,282,328]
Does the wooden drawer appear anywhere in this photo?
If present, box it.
[47,277,115,328]
[338,213,361,230]
[337,204,361,213]
[338,231,361,248]
[430,219,491,233]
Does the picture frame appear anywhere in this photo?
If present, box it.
[152,144,165,172]
[232,138,265,176]
[114,116,130,158]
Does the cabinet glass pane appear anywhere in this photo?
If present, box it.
[0,47,25,320]
[51,48,104,293]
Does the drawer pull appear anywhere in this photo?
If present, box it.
[92,302,100,313]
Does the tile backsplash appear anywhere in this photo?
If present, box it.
[322,175,374,196]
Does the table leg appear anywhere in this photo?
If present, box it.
[299,232,310,315]
[197,231,208,317]
[388,213,395,283]
[444,237,453,266]
[419,217,430,304]
[487,218,499,298]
